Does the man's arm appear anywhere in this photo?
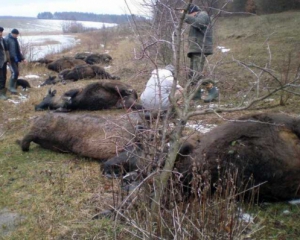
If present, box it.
[184,12,210,30]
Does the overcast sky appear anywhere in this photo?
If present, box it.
[0,0,146,17]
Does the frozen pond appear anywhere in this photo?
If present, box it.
[0,18,117,61]
[0,18,117,33]
[19,35,80,61]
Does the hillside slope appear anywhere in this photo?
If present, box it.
[0,11,300,239]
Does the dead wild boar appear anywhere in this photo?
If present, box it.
[175,113,300,201]
[35,80,142,111]
[84,53,112,65]
[58,64,119,81]
[104,113,300,201]
[74,52,91,60]
[19,112,142,160]
[40,76,59,87]
[47,57,86,72]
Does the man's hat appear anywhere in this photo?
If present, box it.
[188,4,200,14]
[11,29,19,34]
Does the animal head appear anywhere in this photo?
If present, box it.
[58,69,71,80]
[40,76,57,87]
[35,89,59,111]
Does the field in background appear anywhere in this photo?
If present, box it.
[0,11,300,239]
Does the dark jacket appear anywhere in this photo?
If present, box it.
[0,38,9,68]
[4,33,24,63]
[185,11,213,57]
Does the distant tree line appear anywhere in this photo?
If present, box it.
[37,11,145,23]
[212,0,300,14]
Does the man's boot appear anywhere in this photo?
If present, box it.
[9,78,18,94]
[0,88,8,100]
[203,84,219,103]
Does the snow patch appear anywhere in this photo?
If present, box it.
[7,94,29,105]
[283,210,290,215]
[217,46,231,53]
[240,212,254,223]
[288,199,300,205]
[24,74,40,79]
[185,122,217,134]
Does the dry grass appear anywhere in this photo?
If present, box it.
[1,11,300,239]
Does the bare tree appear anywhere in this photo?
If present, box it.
[107,0,300,237]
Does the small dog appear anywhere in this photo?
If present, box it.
[17,79,31,90]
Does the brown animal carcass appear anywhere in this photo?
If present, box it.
[75,52,113,65]
[103,113,300,201]
[74,52,91,60]
[58,64,119,81]
[176,113,300,201]
[84,53,112,65]
[47,57,86,72]
[35,80,142,111]
[19,112,142,160]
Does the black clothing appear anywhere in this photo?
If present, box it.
[5,33,24,63]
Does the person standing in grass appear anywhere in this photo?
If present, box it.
[183,4,218,102]
[5,28,25,95]
[0,27,10,100]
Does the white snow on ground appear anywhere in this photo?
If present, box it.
[23,75,40,79]
[169,121,216,134]
[238,208,255,224]
[185,122,217,134]
[288,199,300,205]
[240,213,255,223]
[217,46,231,53]
[7,94,29,105]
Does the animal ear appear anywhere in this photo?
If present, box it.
[52,90,57,96]
[48,88,52,94]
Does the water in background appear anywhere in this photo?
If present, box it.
[0,18,116,33]
[19,35,80,61]
[0,18,117,61]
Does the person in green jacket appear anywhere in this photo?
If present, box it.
[184,4,218,102]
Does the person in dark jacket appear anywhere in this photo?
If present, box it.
[0,27,10,100]
[5,29,25,94]
[184,4,218,102]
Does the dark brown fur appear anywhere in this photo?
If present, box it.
[103,113,300,201]
[59,64,119,81]
[75,53,112,65]
[84,53,112,65]
[47,57,86,72]
[35,80,142,111]
[176,113,300,201]
[19,112,142,160]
